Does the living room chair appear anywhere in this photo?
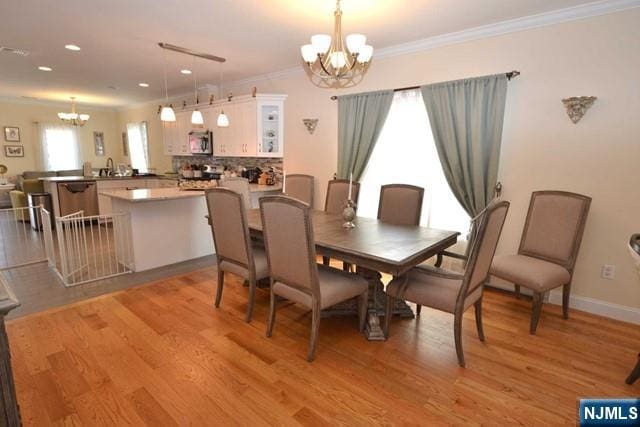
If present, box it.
[284,174,314,207]
[384,201,510,367]
[490,190,591,334]
[260,196,368,362]
[205,188,269,322]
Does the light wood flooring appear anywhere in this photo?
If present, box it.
[6,266,640,425]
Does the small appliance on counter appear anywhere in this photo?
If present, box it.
[189,131,213,155]
[242,167,262,184]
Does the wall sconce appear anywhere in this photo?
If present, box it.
[562,96,597,124]
[303,118,319,134]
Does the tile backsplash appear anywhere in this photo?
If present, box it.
[171,156,283,181]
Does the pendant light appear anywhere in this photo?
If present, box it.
[160,49,176,122]
[217,61,229,127]
[191,58,204,125]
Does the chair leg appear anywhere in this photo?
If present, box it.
[416,304,422,316]
[514,284,521,299]
[530,292,544,335]
[358,291,368,333]
[384,295,394,338]
[626,353,640,385]
[562,283,571,320]
[474,299,485,342]
[266,289,277,337]
[343,262,352,272]
[215,269,224,307]
[454,314,465,367]
[322,256,330,266]
[245,278,256,323]
[307,303,321,362]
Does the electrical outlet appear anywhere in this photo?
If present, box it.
[601,264,616,280]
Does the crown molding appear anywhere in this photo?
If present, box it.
[0,95,118,112]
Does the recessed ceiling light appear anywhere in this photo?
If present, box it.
[65,44,81,51]
[180,69,192,75]
[38,66,52,71]
[138,83,149,88]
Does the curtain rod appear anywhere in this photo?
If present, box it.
[329,70,520,100]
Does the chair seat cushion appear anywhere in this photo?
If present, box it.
[273,265,368,310]
[386,267,481,314]
[490,254,571,292]
[219,246,269,280]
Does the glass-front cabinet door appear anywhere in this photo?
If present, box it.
[257,96,285,158]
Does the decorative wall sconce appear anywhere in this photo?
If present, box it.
[303,118,319,134]
[562,96,597,124]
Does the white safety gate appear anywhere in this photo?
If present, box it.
[0,206,47,270]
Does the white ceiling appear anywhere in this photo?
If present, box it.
[0,0,605,107]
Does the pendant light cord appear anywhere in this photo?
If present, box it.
[193,56,198,104]
[163,49,169,103]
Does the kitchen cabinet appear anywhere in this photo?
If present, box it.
[162,112,195,156]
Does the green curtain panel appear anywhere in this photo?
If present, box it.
[421,74,508,219]
[337,90,394,180]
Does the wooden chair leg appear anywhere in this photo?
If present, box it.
[322,256,330,266]
[416,304,422,316]
[266,289,277,337]
[384,295,394,338]
[562,283,571,320]
[530,292,544,335]
[454,314,465,367]
[215,269,224,307]
[474,299,485,342]
[245,278,256,323]
[307,303,321,362]
[514,284,520,299]
[626,353,640,385]
[358,291,368,333]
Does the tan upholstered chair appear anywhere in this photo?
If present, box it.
[322,179,361,270]
[205,188,269,322]
[260,196,369,362]
[284,174,314,207]
[385,201,510,367]
[490,191,591,334]
[219,177,251,209]
[378,184,424,226]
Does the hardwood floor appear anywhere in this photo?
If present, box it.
[6,266,640,425]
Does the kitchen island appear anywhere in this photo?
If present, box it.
[100,184,281,271]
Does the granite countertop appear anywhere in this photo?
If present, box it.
[39,175,179,182]
[101,183,282,203]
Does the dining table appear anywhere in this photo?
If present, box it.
[246,209,460,341]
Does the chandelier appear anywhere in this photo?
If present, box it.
[300,0,373,88]
[58,97,90,126]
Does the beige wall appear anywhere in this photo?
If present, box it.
[0,101,121,174]
[218,9,640,310]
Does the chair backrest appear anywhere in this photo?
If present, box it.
[324,179,360,214]
[518,191,591,271]
[219,177,251,209]
[285,174,315,207]
[458,201,510,308]
[205,188,252,270]
[377,184,424,226]
[260,196,319,297]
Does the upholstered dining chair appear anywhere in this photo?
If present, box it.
[219,176,251,209]
[384,200,510,367]
[205,188,269,322]
[322,179,361,270]
[490,190,591,334]
[378,184,425,226]
[260,196,369,362]
[284,174,315,207]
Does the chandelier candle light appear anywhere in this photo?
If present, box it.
[301,0,373,88]
[58,97,90,126]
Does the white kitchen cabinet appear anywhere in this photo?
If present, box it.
[162,121,177,155]
[256,97,284,158]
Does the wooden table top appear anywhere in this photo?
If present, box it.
[246,209,459,276]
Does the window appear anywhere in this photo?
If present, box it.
[39,124,81,171]
[126,122,150,173]
[358,89,470,235]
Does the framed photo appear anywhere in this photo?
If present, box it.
[122,132,129,156]
[4,145,24,157]
[93,131,105,156]
[3,127,20,142]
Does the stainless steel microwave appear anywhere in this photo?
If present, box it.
[189,131,213,155]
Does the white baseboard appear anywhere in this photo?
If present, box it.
[547,291,640,325]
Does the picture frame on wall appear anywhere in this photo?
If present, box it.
[3,127,20,142]
[4,145,24,157]
[94,131,105,156]
[122,131,129,156]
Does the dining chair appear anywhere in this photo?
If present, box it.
[260,195,368,362]
[205,188,269,322]
[322,179,360,270]
[219,176,251,209]
[384,200,510,367]
[284,174,314,207]
[490,190,591,334]
[378,184,424,226]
